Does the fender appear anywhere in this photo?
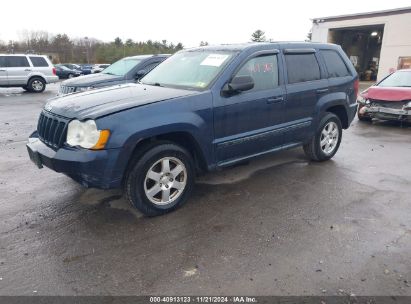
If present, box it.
[313,91,349,129]
[96,94,214,180]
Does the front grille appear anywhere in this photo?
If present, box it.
[369,99,408,109]
[59,85,76,95]
[37,111,68,149]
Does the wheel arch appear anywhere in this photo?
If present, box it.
[325,104,348,129]
[27,75,46,86]
[121,130,209,186]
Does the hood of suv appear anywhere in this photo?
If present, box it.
[61,72,123,87]
[44,83,197,119]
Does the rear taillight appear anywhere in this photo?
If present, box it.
[52,67,56,75]
[354,79,359,97]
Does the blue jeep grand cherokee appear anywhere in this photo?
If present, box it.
[27,42,358,216]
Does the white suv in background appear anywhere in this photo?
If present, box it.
[0,54,59,93]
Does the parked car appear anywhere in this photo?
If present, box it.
[58,54,168,95]
[27,42,358,216]
[61,63,82,72]
[79,64,93,75]
[55,65,82,79]
[0,54,58,92]
[91,64,110,74]
[357,69,411,122]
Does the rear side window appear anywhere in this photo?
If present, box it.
[321,50,351,78]
[29,56,49,67]
[234,54,279,92]
[5,56,30,68]
[285,54,320,84]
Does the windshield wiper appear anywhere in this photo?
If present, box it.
[103,72,117,76]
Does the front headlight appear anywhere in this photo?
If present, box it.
[357,96,366,104]
[357,96,370,105]
[66,120,110,150]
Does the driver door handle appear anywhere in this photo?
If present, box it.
[267,96,284,104]
[316,88,329,94]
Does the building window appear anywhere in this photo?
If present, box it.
[398,57,411,70]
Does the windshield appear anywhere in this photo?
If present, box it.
[102,58,142,76]
[141,50,237,90]
[379,71,411,87]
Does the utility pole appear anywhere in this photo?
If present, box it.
[84,36,89,64]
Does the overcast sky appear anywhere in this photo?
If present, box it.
[1,0,410,47]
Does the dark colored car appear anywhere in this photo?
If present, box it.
[79,64,93,75]
[61,63,82,72]
[357,69,411,122]
[54,65,82,79]
[58,54,169,95]
[27,42,358,216]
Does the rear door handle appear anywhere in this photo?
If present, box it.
[0,69,6,72]
[267,96,284,104]
[316,88,329,94]
[25,69,32,72]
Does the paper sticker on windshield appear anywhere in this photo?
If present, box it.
[200,54,229,67]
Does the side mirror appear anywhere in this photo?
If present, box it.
[222,75,254,95]
[135,69,147,79]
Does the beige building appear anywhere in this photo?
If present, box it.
[311,7,411,81]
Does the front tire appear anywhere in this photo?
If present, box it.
[125,143,195,216]
[28,77,46,93]
[303,113,342,161]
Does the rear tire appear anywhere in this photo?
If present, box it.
[303,113,342,161]
[125,143,195,216]
[28,77,46,93]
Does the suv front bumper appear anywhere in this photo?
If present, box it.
[26,133,123,189]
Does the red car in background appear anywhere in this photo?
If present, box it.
[357,69,411,122]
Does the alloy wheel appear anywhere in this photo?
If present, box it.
[320,121,339,155]
[143,157,187,205]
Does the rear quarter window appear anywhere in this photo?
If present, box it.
[5,56,30,68]
[29,57,49,67]
[0,56,5,67]
[320,50,351,78]
[285,53,320,84]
